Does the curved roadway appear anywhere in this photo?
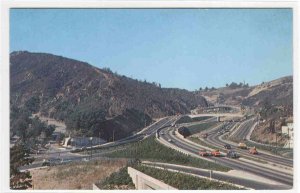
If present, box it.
[159,119,293,189]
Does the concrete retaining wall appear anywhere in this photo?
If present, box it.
[92,183,100,190]
[127,167,177,190]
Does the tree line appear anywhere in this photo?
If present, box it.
[198,81,249,91]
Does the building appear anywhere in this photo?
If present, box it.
[282,121,293,148]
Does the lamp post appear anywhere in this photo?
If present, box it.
[112,130,115,142]
[275,131,279,154]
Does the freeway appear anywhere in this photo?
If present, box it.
[222,119,293,167]
[176,117,293,168]
[229,118,256,142]
[23,116,179,170]
[230,117,293,150]
[159,123,293,188]
[94,115,179,149]
[23,111,293,189]
[142,161,289,190]
[194,120,293,168]
[207,127,293,168]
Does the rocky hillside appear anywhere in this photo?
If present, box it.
[242,76,293,108]
[10,51,208,140]
[198,76,293,111]
[198,76,293,148]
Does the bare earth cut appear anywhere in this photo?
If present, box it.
[30,159,127,189]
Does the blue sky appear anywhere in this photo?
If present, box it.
[10,9,292,91]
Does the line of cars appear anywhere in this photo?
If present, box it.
[199,148,239,158]
[198,143,258,159]
[238,142,258,154]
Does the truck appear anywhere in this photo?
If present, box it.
[211,149,221,157]
[249,147,258,154]
[238,142,247,149]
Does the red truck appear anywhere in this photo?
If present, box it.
[211,149,221,157]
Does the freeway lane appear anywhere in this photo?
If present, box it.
[159,126,293,187]
[190,118,293,168]
[142,162,289,190]
[230,119,254,141]
[91,116,175,149]
[208,132,292,169]
[224,119,293,167]
[23,116,178,170]
[206,126,293,170]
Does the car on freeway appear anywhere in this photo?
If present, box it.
[199,149,211,156]
[226,150,239,158]
[211,149,221,157]
[238,142,248,149]
[168,139,172,142]
[224,144,231,149]
[249,147,258,154]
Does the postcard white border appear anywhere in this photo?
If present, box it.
[1,1,299,193]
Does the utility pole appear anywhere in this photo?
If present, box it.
[275,132,278,154]
[98,131,101,146]
[112,130,115,142]
[287,126,290,149]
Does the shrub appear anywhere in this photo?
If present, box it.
[104,137,230,171]
[134,165,242,190]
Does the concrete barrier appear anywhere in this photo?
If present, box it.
[127,167,177,190]
[92,183,100,190]
[141,162,250,190]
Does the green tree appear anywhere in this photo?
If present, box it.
[229,82,239,89]
[24,96,40,113]
[10,144,34,189]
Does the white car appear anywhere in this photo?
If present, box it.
[168,139,172,142]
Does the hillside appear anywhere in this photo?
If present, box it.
[197,76,293,147]
[10,51,208,140]
[198,76,293,110]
